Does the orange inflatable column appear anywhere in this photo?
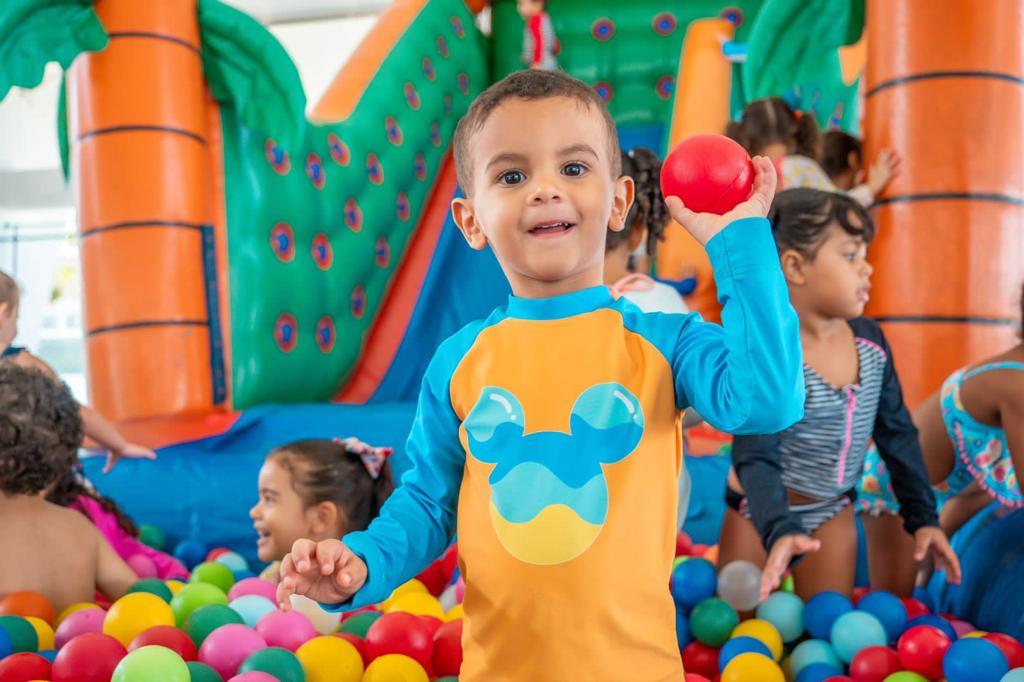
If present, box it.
[67,0,221,420]
[863,0,1024,407]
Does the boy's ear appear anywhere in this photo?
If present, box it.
[452,197,489,250]
[780,248,807,286]
[608,175,635,233]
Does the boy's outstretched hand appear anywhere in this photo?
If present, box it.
[277,538,367,610]
[760,533,821,602]
[914,527,962,585]
[666,155,778,247]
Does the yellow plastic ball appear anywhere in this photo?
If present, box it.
[165,580,186,596]
[721,652,785,682]
[362,654,429,682]
[296,635,363,682]
[102,592,175,646]
[963,630,989,638]
[384,592,446,620]
[445,604,464,622]
[379,579,428,612]
[24,616,54,650]
[732,618,784,661]
[56,602,98,626]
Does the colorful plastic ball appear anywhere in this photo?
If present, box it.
[186,661,224,682]
[228,577,278,603]
[849,645,902,682]
[897,625,952,680]
[732,618,783,661]
[229,673,277,682]
[52,632,127,682]
[682,641,721,678]
[831,611,889,663]
[296,635,364,682]
[191,562,236,594]
[54,608,105,648]
[255,609,317,652]
[363,654,430,682]
[721,651,785,682]
[943,637,1009,682]
[882,673,928,682]
[170,582,228,627]
[129,624,197,661]
[690,598,739,647]
[198,624,267,679]
[686,676,712,682]
[380,580,429,612]
[24,616,54,650]
[0,592,55,625]
[337,632,368,665]
[55,602,98,626]
[173,539,208,570]
[185,604,245,647]
[229,595,277,628]
[985,633,1024,669]
[339,611,381,638]
[0,625,10,659]
[757,592,805,643]
[238,646,305,682]
[856,592,907,642]
[432,618,463,678]
[661,134,755,215]
[128,553,159,578]
[677,608,692,649]
[791,640,842,678]
[719,636,772,672]
[112,644,190,682]
[672,558,718,609]
[125,578,175,603]
[233,570,257,582]
[214,551,249,574]
[206,548,232,562]
[103,592,175,647]
[900,598,930,621]
[0,652,51,681]
[717,561,763,612]
[165,580,186,597]
[796,663,845,682]
[907,614,957,641]
[289,594,342,635]
[37,647,57,662]
[365,612,435,673]
[0,614,39,652]
[1000,670,1024,682]
[805,592,854,640]
[385,592,446,621]
[138,524,166,550]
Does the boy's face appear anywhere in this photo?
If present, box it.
[452,97,633,298]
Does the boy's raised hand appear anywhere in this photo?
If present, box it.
[665,155,778,247]
[277,538,367,610]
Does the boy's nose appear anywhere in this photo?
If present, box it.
[528,177,562,203]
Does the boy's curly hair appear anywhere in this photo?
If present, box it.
[0,365,82,495]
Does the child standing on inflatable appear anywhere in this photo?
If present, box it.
[0,271,157,474]
[727,97,900,206]
[517,0,559,70]
[718,188,961,601]
[276,69,805,681]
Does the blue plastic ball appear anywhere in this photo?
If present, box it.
[719,636,772,672]
[907,614,958,642]
[228,595,278,628]
[0,625,11,659]
[857,591,908,642]
[215,551,249,573]
[671,558,717,609]
[830,610,888,663]
[232,570,257,582]
[676,607,692,650]
[173,538,209,570]
[756,591,805,643]
[36,649,58,663]
[805,591,853,640]
[795,662,844,682]
[1001,669,1024,682]
[790,639,842,678]
[943,637,1009,682]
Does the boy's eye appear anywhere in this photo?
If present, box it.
[499,170,525,185]
[563,162,587,177]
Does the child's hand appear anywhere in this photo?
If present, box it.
[276,539,367,610]
[913,527,962,585]
[866,148,901,197]
[665,155,777,247]
[104,442,157,474]
[760,533,822,601]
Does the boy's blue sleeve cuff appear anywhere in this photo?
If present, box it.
[317,532,389,613]
[705,217,779,278]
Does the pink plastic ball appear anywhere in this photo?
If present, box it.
[255,609,317,652]
[198,624,267,679]
[228,577,278,603]
[229,673,278,682]
[55,608,106,648]
[127,554,158,578]
[455,577,465,604]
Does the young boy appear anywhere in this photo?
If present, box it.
[278,70,804,680]
[0,365,137,611]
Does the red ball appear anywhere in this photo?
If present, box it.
[676,531,694,557]
[336,633,368,666]
[824,678,854,682]
[0,652,52,682]
[900,597,930,620]
[52,632,127,682]
[364,611,434,674]
[432,618,463,678]
[129,624,197,661]
[419,615,444,640]
[897,625,951,680]
[849,645,902,682]
[685,675,711,682]
[682,641,719,678]
[206,547,231,562]
[661,134,755,215]
[984,632,1024,669]
[852,587,871,606]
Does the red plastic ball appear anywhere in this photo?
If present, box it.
[900,597,930,621]
[0,652,53,682]
[661,134,755,215]
[824,677,855,682]
[685,675,711,682]
[52,632,127,682]
[676,531,694,557]
[682,641,719,678]
[984,632,1024,669]
[897,625,951,680]
[129,624,197,661]
[432,618,463,678]
[364,611,434,674]
[849,645,902,682]
[419,615,444,640]
[206,548,231,562]
[852,587,871,606]
[336,633,368,665]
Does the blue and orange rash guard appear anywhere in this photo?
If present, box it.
[328,218,804,681]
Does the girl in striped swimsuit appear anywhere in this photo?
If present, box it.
[718,188,961,601]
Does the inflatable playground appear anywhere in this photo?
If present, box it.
[0,0,1023,680]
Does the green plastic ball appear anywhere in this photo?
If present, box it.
[138,524,166,551]
[184,604,244,647]
[126,578,174,603]
[186,661,224,682]
[239,646,306,682]
[0,615,38,653]
[169,582,228,627]
[689,597,739,647]
[190,562,236,594]
[112,644,190,682]
[339,611,381,638]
